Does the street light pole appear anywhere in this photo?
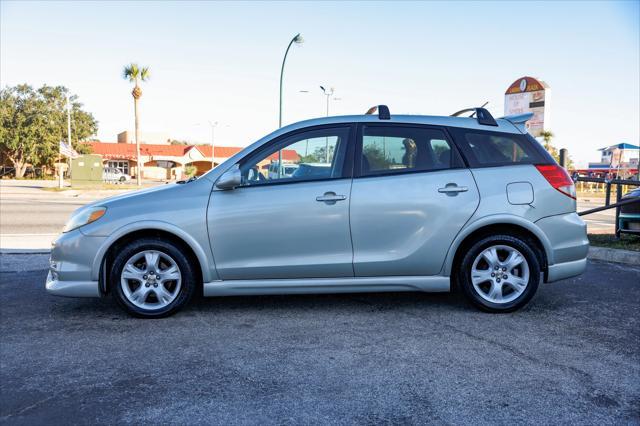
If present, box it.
[209,121,218,170]
[278,33,303,178]
[65,93,72,187]
[320,86,335,162]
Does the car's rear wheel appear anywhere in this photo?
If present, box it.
[119,176,126,182]
[110,238,196,318]
[457,234,540,312]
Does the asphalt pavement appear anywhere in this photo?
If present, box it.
[1,256,638,425]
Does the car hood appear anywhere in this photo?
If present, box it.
[84,177,212,209]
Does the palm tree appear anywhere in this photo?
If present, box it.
[122,63,150,186]
[539,130,554,151]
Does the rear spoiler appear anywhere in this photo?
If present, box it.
[501,113,534,133]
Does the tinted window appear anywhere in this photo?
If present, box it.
[452,129,547,167]
[360,126,457,176]
[240,127,350,186]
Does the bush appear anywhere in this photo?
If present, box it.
[184,165,197,178]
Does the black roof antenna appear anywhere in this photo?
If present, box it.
[365,105,391,120]
[450,103,498,126]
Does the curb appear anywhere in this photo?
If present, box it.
[0,249,51,255]
[588,246,640,266]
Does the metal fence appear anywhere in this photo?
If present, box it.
[575,176,640,237]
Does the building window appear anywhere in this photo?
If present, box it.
[107,161,129,175]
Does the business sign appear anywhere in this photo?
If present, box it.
[504,76,550,137]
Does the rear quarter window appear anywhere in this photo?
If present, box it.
[449,128,553,168]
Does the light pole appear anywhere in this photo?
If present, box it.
[65,93,72,187]
[209,121,218,170]
[319,85,334,117]
[320,86,335,162]
[278,33,303,177]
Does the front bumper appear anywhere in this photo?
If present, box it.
[619,214,640,234]
[45,228,105,298]
[46,270,100,297]
[535,212,589,283]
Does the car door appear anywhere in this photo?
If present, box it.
[350,123,480,276]
[208,125,355,280]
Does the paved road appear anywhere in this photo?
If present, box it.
[1,257,638,424]
[0,181,137,251]
[577,199,616,234]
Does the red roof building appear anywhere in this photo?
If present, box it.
[85,142,299,180]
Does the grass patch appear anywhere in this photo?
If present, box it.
[588,233,640,252]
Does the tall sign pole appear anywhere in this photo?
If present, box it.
[67,94,73,184]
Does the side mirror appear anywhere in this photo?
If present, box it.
[215,164,242,190]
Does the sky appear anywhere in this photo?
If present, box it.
[1,0,639,167]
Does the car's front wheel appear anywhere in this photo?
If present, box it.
[457,234,541,312]
[110,238,196,318]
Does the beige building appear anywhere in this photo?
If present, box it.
[117,131,172,145]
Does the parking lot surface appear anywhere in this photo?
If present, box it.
[1,257,638,425]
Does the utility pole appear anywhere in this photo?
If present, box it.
[209,121,218,170]
[277,33,303,178]
[320,86,335,162]
[67,94,73,184]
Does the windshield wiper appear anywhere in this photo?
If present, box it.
[176,176,198,184]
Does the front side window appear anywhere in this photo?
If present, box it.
[240,127,350,186]
[360,126,457,176]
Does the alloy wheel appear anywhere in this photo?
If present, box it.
[120,250,182,310]
[470,244,530,304]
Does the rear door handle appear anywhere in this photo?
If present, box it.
[438,184,468,195]
[316,192,347,203]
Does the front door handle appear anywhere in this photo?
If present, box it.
[316,192,347,204]
[438,184,468,195]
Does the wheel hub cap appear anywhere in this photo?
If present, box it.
[120,250,182,310]
[471,245,530,304]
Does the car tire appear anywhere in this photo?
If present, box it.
[110,238,197,318]
[119,176,126,182]
[457,234,541,313]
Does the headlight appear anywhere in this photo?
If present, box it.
[63,206,107,233]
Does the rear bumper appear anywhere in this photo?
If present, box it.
[536,212,589,283]
[546,258,587,283]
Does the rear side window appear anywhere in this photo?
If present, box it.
[359,125,460,176]
[451,129,548,167]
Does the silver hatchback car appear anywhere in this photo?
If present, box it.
[47,106,588,317]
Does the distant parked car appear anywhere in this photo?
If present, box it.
[103,168,131,183]
[619,188,640,235]
[291,163,332,179]
[267,162,299,179]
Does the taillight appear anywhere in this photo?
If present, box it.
[535,164,576,199]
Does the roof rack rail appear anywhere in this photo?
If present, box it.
[450,107,498,126]
[365,105,391,120]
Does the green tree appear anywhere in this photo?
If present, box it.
[363,144,392,170]
[122,63,150,186]
[184,164,197,178]
[0,84,97,177]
